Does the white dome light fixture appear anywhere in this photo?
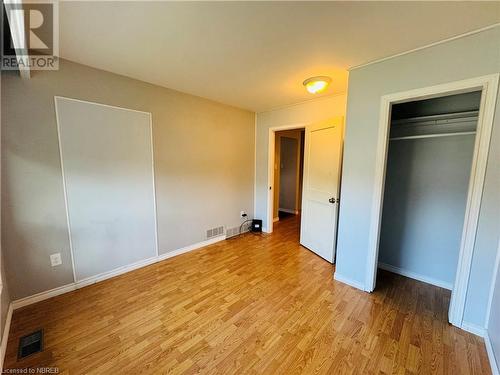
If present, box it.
[303,76,332,94]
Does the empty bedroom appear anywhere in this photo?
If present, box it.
[1,1,499,374]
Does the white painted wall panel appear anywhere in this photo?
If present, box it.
[55,97,157,281]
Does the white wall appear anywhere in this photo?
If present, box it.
[335,26,500,328]
[255,94,347,231]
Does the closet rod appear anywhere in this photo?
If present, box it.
[390,131,476,141]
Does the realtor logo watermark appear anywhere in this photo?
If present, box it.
[1,0,59,70]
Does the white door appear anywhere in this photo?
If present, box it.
[300,118,343,263]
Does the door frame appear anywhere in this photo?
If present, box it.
[266,123,307,233]
[365,74,499,329]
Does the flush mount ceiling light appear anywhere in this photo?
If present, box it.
[303,76,332,94]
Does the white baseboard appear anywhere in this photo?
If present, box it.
[12,235,226,310]
[378,262,453,290]
[333,272,365,290]
[456,317,498,375]
[157,235,225,262]
[278,208,298,214]
[461,321,486,337]
[0,303,13,371]
[75,256,159,289]
[12,283,76,310]
[485,331,500,375]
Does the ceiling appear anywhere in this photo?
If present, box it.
[59,2,500,112]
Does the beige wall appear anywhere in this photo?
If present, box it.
[0,255,9,339]
[0,80,10,348]
[1,59,255,299]
[255,94,347,231]
[0,181,9,356]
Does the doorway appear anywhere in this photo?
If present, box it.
[267,117,344,263]
[366,74,499,328]
[273,129,305,225]
[377,91,480,289]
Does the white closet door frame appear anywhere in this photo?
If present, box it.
[365,74,499,330]
[55,96,158,283]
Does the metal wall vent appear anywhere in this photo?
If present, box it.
[18,329,43,359]
[206,226,224,239]
[226,227,239,238]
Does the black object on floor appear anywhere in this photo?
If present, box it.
[18,329,43,359]
[251,219,263,232]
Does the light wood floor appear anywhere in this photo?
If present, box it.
[5,216,491,374]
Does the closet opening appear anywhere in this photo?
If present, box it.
[375,90,482,311]
[366,75,499,328]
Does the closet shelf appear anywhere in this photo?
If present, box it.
[390,131,476,141]
[390,110,478,141]
[391,110,479,125]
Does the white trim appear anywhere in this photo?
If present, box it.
[278,208,298,215]
[12,283,76,310]
[0,303,13,372]
[54,96,151,116]
[75,256,158,289]
[11,235,226,310]
[485,332,500,375]
[365,94,392,292]
[461,321,486,338]
[149,113,159,258]
[54,96,158,281]
[333,272,365,290]
[157,235,225,262]
[54,97,77,283]
[459,319,500,375]
[267,123,308,233]
[450,74,499,327]
[365,75,500,331]
[349,23,500,71]
[378,262,453,290]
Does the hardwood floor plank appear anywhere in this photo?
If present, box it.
[4,216,491,374]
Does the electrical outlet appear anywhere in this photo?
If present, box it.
[50,253,62,267]
[240,210,247,218]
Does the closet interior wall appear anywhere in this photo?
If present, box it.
[378,91,482,289]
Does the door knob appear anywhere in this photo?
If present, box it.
[329,197,336,204]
